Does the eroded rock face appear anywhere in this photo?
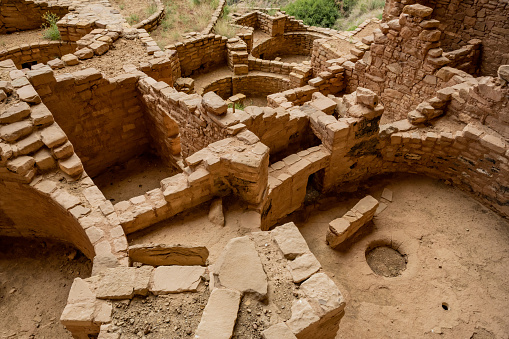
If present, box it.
[208,198,225,226]
[211,236,268,300]
[128,244,209,266]
[202,92,227,116]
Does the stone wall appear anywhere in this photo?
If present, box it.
[0,0,69,33]
[384,0,509,76]
[167,34,228,78]
[28,67,152,177]
[0,41,77,69]
[251,32,322,60]
[132,0,165,32]
[201,74,292,100]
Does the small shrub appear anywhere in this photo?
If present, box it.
[211,0,219,9]
[377,13,383,20]
[146,4,158,15]
[119,4,125,10]
[267,9,277,16]
[41,12,60,41]
[191,0,201,5]
[161,17,174,31]
[347,24,358,31]
[127,13,140,25]
[228,102,245,110]
[284,0,339,28]
[214,17,237,38]
[222,4,230,18]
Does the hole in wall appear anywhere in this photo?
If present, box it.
[21,61,37,69]
[442,302,449,311]
[365,242,407,277]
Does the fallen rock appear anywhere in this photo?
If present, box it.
[208,198,225,226]
[194,288,241,339]
[271,222,310,259]
[498,65,509,83]
[95,267,136,299]
[212,236,267,300]
[202,92,227,116]
[289,253,321,283]
[150,266,205,295]
[128,244,209,266]
[62,54,80,66]
[262,323,297,339]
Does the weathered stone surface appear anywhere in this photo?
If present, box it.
[60,301,95,327]
[59,153,84,177]
[40,123,67,148]
[498,65,509,83]
[0,120,33,142]
[47,58,65,69]
[289,253,321,283]
[271,222,310,259]
[30,103,54,126]
[95,267,136,299]
[62,54,80,66]
[90,41,110,55]
[208,198,225,226]
[17,85,41,103]
[194,288,241,339]
[286,299,320,335]
[212,236,267,300]
[6,155,34,174]
[0,102,31,124]
[202,92,227,116]
[134,265,154,296]
[262,323,298,339]
[150,266,205,294]
[34,148,56,171]
[128,244,209,266]
[356,87,378,108]
[300,273,345,315]
[75,47,95,60]
[402,4,433,18]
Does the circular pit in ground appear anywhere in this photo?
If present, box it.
[365,244,407,277]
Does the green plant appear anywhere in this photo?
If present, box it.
[377,13,383,20]
[284,0,339,28]
[228,102,245,110]
[347,24,358,31]
[119,3,125,10]
[214,17,237,38]
[127,13,140,25]
[191,0,201,5]
[41,12,61,41]
[146,3,158,15]
[211,0,219,9]
[267,8,277,16]
[222,4,230,18]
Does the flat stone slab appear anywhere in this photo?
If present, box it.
[271,222,310,259]
[95,267,136,299]
[212,236,267,300]
[289,253,321,283]
[129,244,209,266]
[262,322,297,339]
[194,288,241,339]
[300,273,345,315]
[150,266,205,295]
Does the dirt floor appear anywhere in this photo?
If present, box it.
[93,153,180,203]
[132,173,509,338]
[110,284,210,338]
[326,37,357,56]
[354,21,381,40]
[0,29,47,50]
[276,54,310,64]
[0,238,92,339]
[52,38,150,78]
[110,0,156,26]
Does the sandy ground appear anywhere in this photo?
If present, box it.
[110,0,156,26]
[93,153,179,203]
[53,38,150,78]
[0,238,92,339]
[132,173,509,338]
[354,21,380,40]
[277,54,310,64]
[0,29,47,50]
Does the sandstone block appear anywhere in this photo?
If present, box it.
[62,54,80,66]
[402,4,433,18]
[16,85,41,104]
[90,41,109,55]
[212,236,267,300]
[7,155,35,175]
[40,123,67,148]
[286,299,320,335]
[0,90,6,102]
[194,288,241,339]
[271,222,310,259]
[202,91,227,116]
[95,267,136,299]
[26,67,55,86]
[14,133,43,156]
[498,65,509,83]
[47,58,65,69]
[300,273,345,315]
[0,102,31,124]
[34,148,56,171]
[0,120,33,142]
[128,244,209,266]
[150,266,206,294]
[289,253,321,283]
[262,323,297,339]
[75,47,95,60]
[356,87,378,108]
[59,154,84,177]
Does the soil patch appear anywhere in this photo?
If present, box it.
[354,21,380,40]
[0,29,47,50]
[52,38,150,78]
[0,237,92,339]
[365,245,407,277]
[277,54,310,64]
[110,0,156,26]
[93,153,180,203]
[110,284,210,338]
[325,38,356,56]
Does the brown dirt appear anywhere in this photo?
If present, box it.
[93,153,180,203]
[52,38,150,78]
[354,21,380,40]
[243,96,268,107]
[0,29,47,50]
[0,238,92,339]
[325,38,356,56]
[109,284,210,338]
[365,245,407,277]
[277,54,310,64]
[110,0,156,26]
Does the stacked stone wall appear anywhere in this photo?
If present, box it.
[201,74,291,100]
[0,0,69,33]
[384,0,509,76]
[251,32,321,60]
[28,67,151,177]
[167,35,228,78]
[0,41,77,69]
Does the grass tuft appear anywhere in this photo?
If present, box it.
[41,12,61,41]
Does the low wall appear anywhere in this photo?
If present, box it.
[132,0,165,32]
[0,0,69,33]
[167,34,227,78]
[0,41,77,69]
[251,32,321,60]
[201,74,291,100]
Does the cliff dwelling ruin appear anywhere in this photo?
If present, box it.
[1,0,508,338]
